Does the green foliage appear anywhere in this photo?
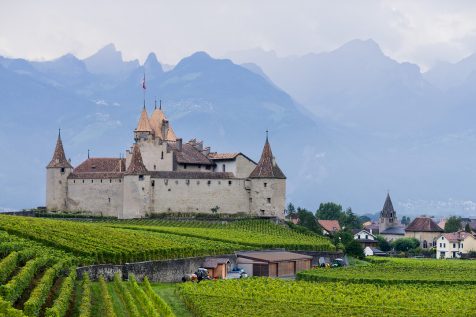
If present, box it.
[392,238,420,252]
[113,273,140,317]
[375,235,391,252]
[24,261,65,316]
[295,208,321,233]
[126,274,159,317]
[179,278,476,316]
[0,256,49,303]
[465,223,472,233]
[0,251,19,284]
[0,296,26,317]
[45,268,77,317]
[78,273,91,317]
[98,275,116,317]
[345,240,364,259]
[445,216,462,233]
[298,257,476,284]
[316,203,361,229]
[401,216,411,226]
[142,276,175,317]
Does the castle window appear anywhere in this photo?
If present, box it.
[91,180,93,183]
[151,180,155,187]
[183,164,187,169]
[186,180,190,185]
[196,181,200,185]
[228,181,232,185]
[139,175,144,181]
[168,188,171,192]
[100,179,103,183]
[153,165,156,170]
[206,165,211,170]
[260,209,265,215]
[60,168,65,173]
[110,179,112,183]
[222,164,226,172]
[198,165,201,169]
[249,197,252,203]
[207,180,211,185]
[73,180,75,183]
[82,180,84,183]
[267,198,271,203]
[59,180,62,184]
[164,179,169,185]
[175,180,179,184]
[108,197,111,203]
[218,181,221,185]
[142,187,145,191]
[264,183,267,188]
[119,179,121,183]
[161,151,164,159]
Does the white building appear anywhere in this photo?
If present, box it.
[46,105,286,219]
[436,231,476,259]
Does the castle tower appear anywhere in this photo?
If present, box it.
[134,106,153,142]
[122,143,151,218]
[379,193,399,232]
[46,130,73,211]
[249,133,286,218]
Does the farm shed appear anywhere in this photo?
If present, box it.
[236,251,312,277]
[202,258,231,279]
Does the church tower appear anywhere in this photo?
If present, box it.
[249,133,286,218]
[46,130,73,211]
[379,193,399,232]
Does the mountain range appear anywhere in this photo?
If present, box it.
[1,41,476,217]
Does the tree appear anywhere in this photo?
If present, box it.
[345,240,364,259]
[340,208,361,229]
[465,223,472,233]
[445,216,462,233]
[286,203,296,217]
[375,235,391,252]
[315,202,343,220]
[296,208,319,233]
[401,216,411,226]
[392,238,420,252]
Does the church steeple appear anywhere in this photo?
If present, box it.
[47,130,72,169]
[381,193,395,218]
[249,133,286,179]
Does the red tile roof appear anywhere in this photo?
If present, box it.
[317,220,341,233]
[405,217,444,232]
[208,153,240,160]
[150,171,234,179]
[47,134,73,169]
[249,138,285,179]
[69,157,125,179]
[125,144,148,174]
[442,231,473,242]
[169,142,214,166]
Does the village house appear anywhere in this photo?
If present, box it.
[364,247,386,257]
[236,251,312,277]
[405,217,443,249]
[436,231,476,259]
[46,105,286,219]
[353,229,379,249]
[317,219,341,235]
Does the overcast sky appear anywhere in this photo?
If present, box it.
[1,0,476,69]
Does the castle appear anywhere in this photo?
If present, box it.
[46,105,286,219]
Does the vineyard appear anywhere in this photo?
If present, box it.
[0,229,175,316]
[179,278,476,316]
[297,256,476,284]
[102,219,335,251]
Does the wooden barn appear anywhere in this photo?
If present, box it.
[202,258,231,279]
[236,251,312,277]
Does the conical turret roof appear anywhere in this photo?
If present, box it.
[149,107,166,137]
[381,193,395,217]
[47,132,73,169]
[125,144,148,174]
[135,107,153,132]
[249,136,286,179]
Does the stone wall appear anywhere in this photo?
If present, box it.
[67,177,123,217]
[77,255,237,283]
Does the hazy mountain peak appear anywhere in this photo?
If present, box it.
[334,38,384,58]
[83,43,139,76]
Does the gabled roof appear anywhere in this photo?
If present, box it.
[202,258,231,269]
[249,137,285,179]
[208,152,257,164]
[236,251,312,263]
[317,220,341,233]
[135,107,153,132]
[406,217,444,232]
[441,231,474,242]
[169,142,214,166]
[381,193,395,218]
[125,144,148,174]
[73,158,125,173]
[354,229,377,240]
[47,133,73,169]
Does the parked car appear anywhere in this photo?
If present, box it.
[227,267,248,279]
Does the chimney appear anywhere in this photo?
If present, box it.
[176,138,182,151]
[195,140,203,151]
[202,146,210,156]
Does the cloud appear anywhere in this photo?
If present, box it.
[1,1,476,69]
